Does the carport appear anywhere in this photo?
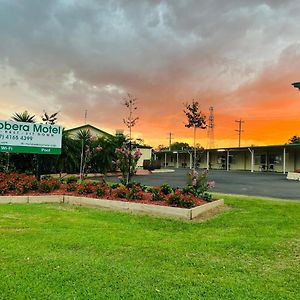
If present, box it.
[202,144,300,173]
[154,144,300,173]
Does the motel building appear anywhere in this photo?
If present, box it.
[153,144,300,174]
[65,124,152,168]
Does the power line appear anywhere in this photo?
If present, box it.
[235,119,244,147]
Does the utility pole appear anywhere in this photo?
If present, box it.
[235,119,244,147]
[207,106,215,149]
[168,132,174,150]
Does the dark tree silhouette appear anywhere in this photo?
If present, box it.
[41,111,59,125]
[288,135,300,144]
[184,100,207,170]
[11,111,36,123]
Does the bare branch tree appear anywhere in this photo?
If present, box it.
[184,100,207,170]
[122,93,139,184]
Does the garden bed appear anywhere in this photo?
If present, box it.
[0,172,222,219]
[0,195,224,220]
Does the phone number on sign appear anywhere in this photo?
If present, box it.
[0,134,33,141]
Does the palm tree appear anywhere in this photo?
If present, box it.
[41,111,59,125]
[9,111,36,174]
[11,111,36,123]
[56,130,80,176]
[75,129,93,179]
[90,136,117,174]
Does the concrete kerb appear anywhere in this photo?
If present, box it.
[0,196,29,204]
[28,195,64,204]
[0,195,224,220]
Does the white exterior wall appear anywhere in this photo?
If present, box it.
[136,148,152,167]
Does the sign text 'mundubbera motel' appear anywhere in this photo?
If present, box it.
[0,120,62,155]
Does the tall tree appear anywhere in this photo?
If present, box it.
[76,129,93,179]
[10,111,36,173]
[184,100,207,170]
[122,93,139,184]
[41,111,59,125]
[56,130,80,176]
[160,142,192,151]
[288,135,300,144]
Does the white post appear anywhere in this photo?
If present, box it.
[226,150,230,171]
[189,152,192,169]
[164,152,167,168]
[283,147,286,174]
[176,152,179,168]
[206,151,210,170]
[251,149,254,172]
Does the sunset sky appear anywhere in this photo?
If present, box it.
[0,0,300,149]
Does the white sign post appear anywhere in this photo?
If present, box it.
[0,120,62,155]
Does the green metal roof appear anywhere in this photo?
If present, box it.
[65,124,113,137]
[154,144,300,154]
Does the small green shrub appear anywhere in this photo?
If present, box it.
[167,192,195,208]
[110,183,120,189]
[96,187,105,197]
[66,183,77,192]
[202,192,213,202]
[160,183,173,195]
[127,187,144,200]
[38,178,60,193]
[64,176,78,184]
[151,187,165,201]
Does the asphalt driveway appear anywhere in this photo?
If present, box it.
[107,169,300,200]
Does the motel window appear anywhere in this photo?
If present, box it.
[269,154,282,165]
[254,154,266,165]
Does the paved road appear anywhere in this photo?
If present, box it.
[106,169,300,200]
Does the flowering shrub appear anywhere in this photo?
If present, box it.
[0,172,215,208]
[95,181,109,197]
[186,170,215,198]
[113,186,129,198]
[77,181,97,194]
[0,173,38,194]
[151,187,165,201]
[38,177,60,193]
[114,143,142,184]
[167,190,195,208]
[0,182,8,195]
[16,176,38,194]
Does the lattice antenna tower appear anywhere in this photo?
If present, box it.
[207,106,215,149]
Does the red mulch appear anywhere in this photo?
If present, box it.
[3,184,208,208]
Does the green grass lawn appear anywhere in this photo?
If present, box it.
[0,195,299,299]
